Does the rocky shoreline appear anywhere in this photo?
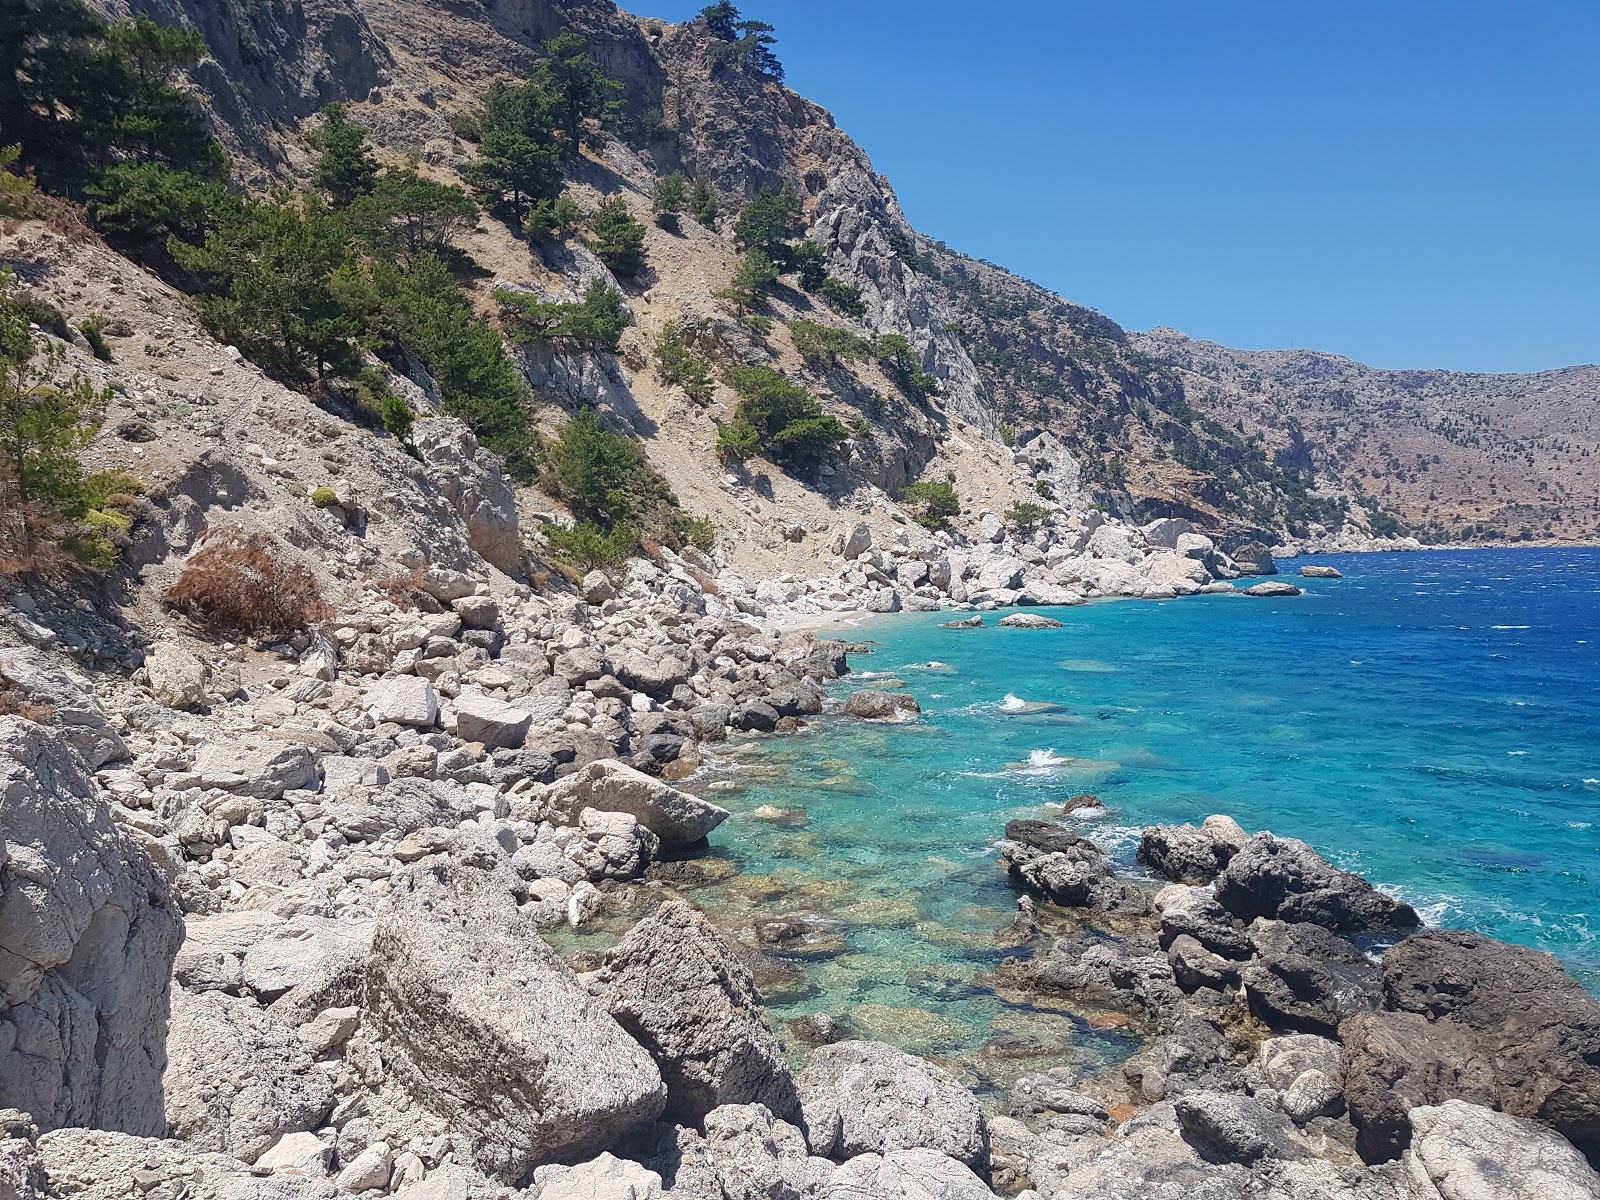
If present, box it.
[5,558,1600,1199]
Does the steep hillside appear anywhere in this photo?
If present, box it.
[1134,330,1600,545]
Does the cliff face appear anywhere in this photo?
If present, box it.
[81,0,1597,548]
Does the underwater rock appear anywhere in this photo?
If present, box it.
[941,616,985,628]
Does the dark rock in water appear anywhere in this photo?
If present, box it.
[731,946,814,1005]
[1374,929,1600,1166]
[1006,1066,1109,1119]
[1214,833,1420,934]
[798,1040,990,1170]
[941,616,985,628]
[754,913,847,959]
[785,1013,847,1047]
[732,700,780,732]
[1063,792,1103,813]
[1025,938,1184,1024]
[1174,1092,1312,1165]
[1121,1015,1236,1101]
[1241,919,1380,1035]
[842,642,877,655]
[1004,819,1101,856]
[999,822,1151,916]
[1138,815,1250,885]
[1340,1009,1497,1163]
[842,690,920,720]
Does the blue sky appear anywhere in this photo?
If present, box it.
[641,1,1598,373]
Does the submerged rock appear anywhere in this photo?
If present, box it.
[940,616,984,628]
[842,691,920,720]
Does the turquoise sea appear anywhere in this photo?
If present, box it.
[677,547,1600,1077]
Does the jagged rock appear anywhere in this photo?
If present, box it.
[1174,1091,1314,1165]
[163,989,336,1162]
[798,1040,988,1169]
[536,1152,663,1200]
[996,612,1062,629]
[1403,1099,1600,1200]
[1242,918,1380,1035]
[1000,825,1151,916]
[701,1103,835,1200]
[1168,933,1241,993]
[1138,815,1250,884]
[364,863,666,1183]
[1024,939,1185,1024]
[452,692,532,748]
[599,902,797,1123]
[0,718,180,1135]
[452,594,501,629]
[1257,1035,1345,1123]
[565,808,658,881]
[1376,929,1600,1165]
[145,643,209,708]
[1214,833,1420,934]
[940,616,983,628]
[825,1149,992,1200]
[0,1110,45,1200]
[842,691,919,720]
[1243,580,1303,597]
[0,648,126,767]
[1154,884,1252,959]
[1339,1010,1498,1163]
[413,419,520,573]
[35,1125,331,1200]
[365,676,439,728]
[544,758,729,845]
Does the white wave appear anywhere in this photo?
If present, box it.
[1026,749,1069,767]
[1508,750,1528,756]
[1490,625,1531,630]
[1001,694,1028,712]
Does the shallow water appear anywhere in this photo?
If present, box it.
[677,547,1600,1073]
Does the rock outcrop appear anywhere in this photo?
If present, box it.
[0,718,180,1136]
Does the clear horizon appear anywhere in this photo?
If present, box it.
[644,1,1599,375]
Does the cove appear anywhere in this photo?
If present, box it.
[664,547,1600,1080]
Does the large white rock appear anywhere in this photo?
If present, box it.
[973,556,1025,592]
[193,739,319,799]
[537,1152,663,1200]
[544,759,729,846]
[1404,1099,1600,1200]
[365,864,666,1184]
[144,643,209,709]
[1085,524,1145,564]
[366,675,439,728]
[825,1149,993,1200]
[0,648,126,768]
[452,692,532,749]
[1141,518,1192,549]
[0,719,180,1134]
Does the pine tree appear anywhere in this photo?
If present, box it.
[587,196,647,276]
[311,103,379,207]
[534,29,623,153]
[652,172,687,229]
[689,177,719,227]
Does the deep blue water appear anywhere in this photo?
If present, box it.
[683,548,1600,1071]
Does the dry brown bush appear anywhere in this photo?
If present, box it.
[165,526,332,633]
[681,563,719,596]
[0,689,54,722]
[549,560,585,586]
[0,494,80,580]
[367,563,429,611]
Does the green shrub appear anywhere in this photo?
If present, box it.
[653,321,715,404]
[683,514,716,551]
[793,241,827,291]
[732,185,802,262]
[541,520,636,570]
[78,316,112,361]
[720,366,846,470]
[587,196,647,276]
[347,166,479,262]
[817,277,866,318]
[653,173,687,228]
[715,250,780,312]
[1034,479,1055,500]
[497,279,630,353]
[310,103,379,207]
[689,177,719,227]
[876,333,939,400]
[788,318,871,368]
[310,486,339,508]
[1005,500,1050,530]
[545,409,645,526]
[900,480,960,531]
[523,192,583,241]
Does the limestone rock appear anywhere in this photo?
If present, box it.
[1138,815,1250,884]
[0,648,126,768]
[824,1148,992,1200]
[193,739,320,800]
[0,719,180,1135]
[1242,580,1303,597]
[145,643,209,709]
[798,1040,988,1170]
[537,1152,663,1200]
[1299,565,1344,578]
[1173,1091,1313,1164]
[1403,1099,1600,1200]
[544,758,729,845]
[365,864,666,1183]
[414,419,520,573]
[1231,541,1277,575]
[565,808,658,881]
[600,901,798,1124]
[996,612,1062,629]
[452,693,532,749]
[365,676,439,728]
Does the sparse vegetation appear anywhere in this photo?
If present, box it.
[652,173,688,229]
[876,333,939,400]
[788,319,872,369]
[717,366,847,471]
[497,280,631,354]
[586,196,648,276]
[1005,500,1050,530]
[653,321,715,404]
[900,480,960,531]
[541,520,636,571]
